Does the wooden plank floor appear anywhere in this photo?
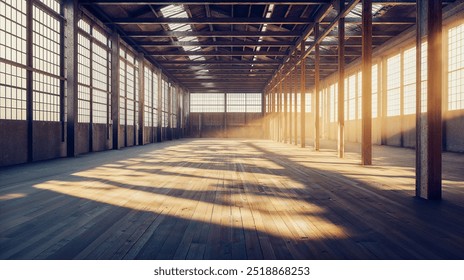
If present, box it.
[1,139,463,260]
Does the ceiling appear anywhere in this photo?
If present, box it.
[81,0,454,93]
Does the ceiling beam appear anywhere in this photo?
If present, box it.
[321,17,416,25]
[82,1,333,5]
[109,17,315,25]
[81,0,439,5]
[163,65,277,70]
[110,17,416,25]
[122,30,301,38]
[325,30,398,37]
[147,51,288,56]
[135,41,294,47]
[158,60,282,65]
[179,78,270,82]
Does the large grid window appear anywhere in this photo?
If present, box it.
[92,42,110,124]
[403,47,416,115]
[329,83,338,122]
[372,64,378,118]
[387,54,401,116]
[119,50,126,126]
[0,0,27,120]
[346,74,356,120]
[227,93,245,112]
[162,79,169,127]
[190,93,225,113]
[448,23,464,110]
[32,3,61,122]
[420,42,427,113]
[226,93,262,113]
[126,58,135,126]
[153,71,159,127]
[77,20,91,123]
[171,86,177,128]
[306,93,311,113]
[119,48,138,127]
[144,66,154,127]
[77,19,110,124]
[294,93,310,113]
[247,93,262,113]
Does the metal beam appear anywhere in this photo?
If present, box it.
[64,0,78,157]
[26,0,33,162]
[110,16,415,25]
[172,73,273,77]
[361,0,373,165]
[82,1,332,4]
[136,41,294,47]
[123,30,301,38]
[158,60,282,65]
[148,51,288,56]
[82,0,439,5]
[109,17,318,25]
[163,65,277,70]
[111,33,121,150]
[321,17,416,25]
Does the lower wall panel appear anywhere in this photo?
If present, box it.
[93,124,111,152]
[446,110,464,152]
[0,120,28,167]
[33,121,66,162]
[77,123,90,155]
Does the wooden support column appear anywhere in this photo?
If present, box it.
[269,90,273,140]
[294,64,298,145]
[337,0,345,158]
[64,0,79,156]
[289,69,293,145]
[361,0,373,165]
[284,77,288,143]
[262,91,267,139]
[300,41,306,148]
[416,0,442,200]
[224,92,227,138]
[138,54,145,145]
[278,80,283,142]
[314,22,321,151]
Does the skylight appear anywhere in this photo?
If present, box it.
[347,3,385,18]
[160,5,205,61]
[252,4,275,69]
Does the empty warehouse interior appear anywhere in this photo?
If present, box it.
[0,0,464,260]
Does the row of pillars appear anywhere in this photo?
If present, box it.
[264,0,443,200]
